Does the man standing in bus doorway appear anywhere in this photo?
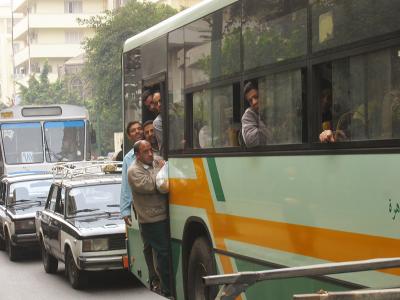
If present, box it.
[241,82,271,147]
[120,121,143,225]
[120,121,160,293]
[128,140,171,298]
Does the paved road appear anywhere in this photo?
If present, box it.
[0,249,165,300]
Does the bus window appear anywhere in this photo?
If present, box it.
[312,0,400,52]
[316,46,400,142]
[44,120,85,162]
[184,3,241,88]
[242,70,303,147]
[168,28,185,152]
[142,35,167,79]
[243,0,307,71]
[193,83,240,149]
[0,122,43,164]
[123,48,143,155]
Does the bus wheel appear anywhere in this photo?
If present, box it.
[187,237,217,300]
[41,238,58,274]
[66,248,88,289]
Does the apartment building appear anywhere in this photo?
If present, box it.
[0,4,13,105]
[12,0,112,86]
[155,0,201,9]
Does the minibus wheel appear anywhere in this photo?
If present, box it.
[187,236,217,300]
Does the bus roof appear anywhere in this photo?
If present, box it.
[0,104,89,122]
[123,0,238,53]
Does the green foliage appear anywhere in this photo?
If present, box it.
[82,0,177,155]
[18,61,81,106]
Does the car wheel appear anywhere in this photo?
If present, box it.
[187,237,217,300]
[41,239,58,274]
[66,248,88,289]
[0,235,5,251]
[5,232,18,261]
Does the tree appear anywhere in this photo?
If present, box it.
[82,0,177,155]
[19,62,82,106]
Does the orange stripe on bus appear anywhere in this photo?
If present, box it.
[169,158,400,277]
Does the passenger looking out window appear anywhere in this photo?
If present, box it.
[241,82,271,147]
[318,47,400,143]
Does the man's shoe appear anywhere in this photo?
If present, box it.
[150,279,161,294]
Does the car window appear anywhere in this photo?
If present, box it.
[55,187,65,215]
[0,182,5,205]
[46,186,58,212]
[67,183,121,217]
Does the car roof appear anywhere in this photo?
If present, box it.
[54,173,121,189]
[2,173,53,184]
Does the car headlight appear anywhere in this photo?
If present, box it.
[82,238,109,252]
[15,219,35,233]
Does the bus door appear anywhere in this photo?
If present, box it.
[127,75,167,288]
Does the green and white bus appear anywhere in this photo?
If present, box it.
[122,0,400,299]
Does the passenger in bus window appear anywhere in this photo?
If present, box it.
[143,120,159,156]
[241,82,270,147]
[152,92,164,155]
[321,89,333,131]
[142,90,157,113]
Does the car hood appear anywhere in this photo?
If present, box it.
[66,214,125,235]
[8,201,45,217]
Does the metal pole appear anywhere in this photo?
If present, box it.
[293,288,400,300]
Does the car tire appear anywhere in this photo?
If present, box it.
[66,248,88,289]
[187,236,217,300]
[41,239,58,274]
[0,235,5,251]
[5,232,18,261]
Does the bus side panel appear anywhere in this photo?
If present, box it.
[168,155,400,299]
[127,218,150,289]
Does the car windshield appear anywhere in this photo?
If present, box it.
[8,179,52,206]
[44,120,85,162]
[67,183,121,217]
[1,122,43,164]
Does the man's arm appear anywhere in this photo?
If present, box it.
[120,157,133,221]
[128,165,157,194]
[242,110,261,147]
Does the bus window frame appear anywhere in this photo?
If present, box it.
[125,1,400,159]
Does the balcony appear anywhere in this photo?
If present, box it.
[14,44,84,67]
[12,0,27,13]
[14,47,29,67]
[30,44,84,59]
[13,13,103,40]
[13,17,28,41]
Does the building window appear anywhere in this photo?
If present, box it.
[31,63,40,73]
[64,1,83,13]
[65,31,84,44]
[29,31,38,44]
[71,78,83,99]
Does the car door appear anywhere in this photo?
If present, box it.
[47,186,63,259]
[51,187,65,259]
[0,182,6,239]
[41,185,58,253]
